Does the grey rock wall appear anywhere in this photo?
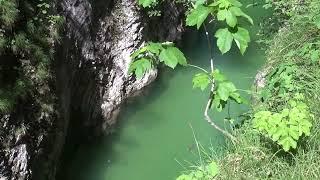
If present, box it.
[58,0,185,134]
[0,0,185,180]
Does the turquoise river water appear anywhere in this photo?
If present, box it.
[62,3,270,180]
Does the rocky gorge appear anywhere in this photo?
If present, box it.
[0,0,185,179]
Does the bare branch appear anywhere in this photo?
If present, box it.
[202,22,238,144]
[204,96,238,144]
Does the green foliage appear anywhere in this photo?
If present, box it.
[0,0,19,27]
[0,0,63,113]
[129,58,152,79]
[215,27,250,54]
[137,0,253,55]
[192,73,211,91]
[134,0,249,128]
[0,79,27,113]
[253,94,313,151]
[285,42,320,65]
[214,28,233,54]
[129,42,187,79]
[215,0,320,179]
[176,161,219,180]
[185,5,212,29]
[212,70,244,112]
[159,47,187,68]
[260,63,298,102]
[185,0,252,55]
[138,0,157,8]
[192,69,244,112]
[0,98,13,113]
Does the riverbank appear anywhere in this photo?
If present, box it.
[177,0,320,179]
[217,0,320,179]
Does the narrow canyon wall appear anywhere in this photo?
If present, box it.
[57,0,185,134]
[0,0,185,180]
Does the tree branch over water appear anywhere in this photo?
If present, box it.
[203,22,237,143]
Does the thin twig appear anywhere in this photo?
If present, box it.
[187,64,209,73]
[204,98,238,144]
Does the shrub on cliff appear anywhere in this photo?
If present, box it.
[0,0,63,113]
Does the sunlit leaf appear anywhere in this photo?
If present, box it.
[186,5,212,29]
[215,28,233,54]
[207,161,219,177]
[192,73,211,91]
[230,7,253,25]
[225,9,237,27]
[232,27,250,55]
[159,47,187,68]
[138,0,156,7]
[217,9,227,21]
[129,58,152,79]
[146,42,163,55]
[217,81,237,101]
[279,136,297,151]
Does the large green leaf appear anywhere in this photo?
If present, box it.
[212,94,223,112]
[232,27,250,55]
[212,0,241,8]
[192,73,211,91]
[288,125,299,140]
[176,174,192,180]
[130,46,148,59]
[159,47,187,69]
[217,9,227,21]
[217,81,237,101]
[146,42,163,55]
[212,69,226,82]
[225,10,237,27]
[299,119,312,136]
[228,0,242,7]
[193,0,206,8]
[211,0,231,8]
[279,136,297,152]
[129,58,152,79]
[186,5,212,29]
[229,92,243,103]
[138,0,156,7]
[207,161,219,177]
[215,28,233,54]
[229,7,253,25]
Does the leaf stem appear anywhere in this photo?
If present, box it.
[187,64,209,73]
[236,89,251,93]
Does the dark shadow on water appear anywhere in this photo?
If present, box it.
[58,64,185,180]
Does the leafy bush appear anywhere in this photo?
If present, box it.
[260,63,299,102]
[215,0,320,178]
[192,69,245,112]
[253,94,313,151]
[0,0,63,113]
[176,161,219,180]
[129,42,187,78]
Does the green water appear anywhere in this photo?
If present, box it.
[63,4,269,180]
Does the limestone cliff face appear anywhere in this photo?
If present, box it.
[57,0,185,134]
[0,0,184,180]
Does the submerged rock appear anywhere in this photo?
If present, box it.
[254,70,267,90]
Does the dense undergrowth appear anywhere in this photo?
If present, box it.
[177,0,320,179]
[0,0,63,113]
